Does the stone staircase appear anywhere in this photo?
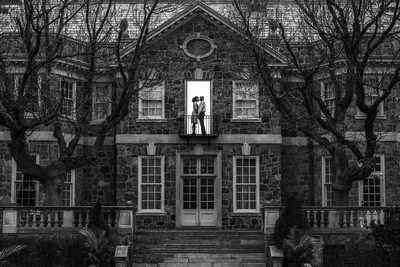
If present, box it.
[132,229,266,267]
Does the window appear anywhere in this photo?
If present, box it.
[138,156,164,212]
[92,84,112,121]
[62,170,75,206]
[233,81,259,119]
[233,156,259,212]
[139,81,164,119]
[356,86,385,118]
[12,155,39,206]
[322,156,334,206]
[60,78,76,118]
[359,155,385,207]
[13,74,40,114]
[321,81,335,118]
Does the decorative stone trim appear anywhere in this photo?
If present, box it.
[147,143,156,155]
[242,142,251,155]
[180,32,217,61]
[116,134,282,144]
[194,144,203,155]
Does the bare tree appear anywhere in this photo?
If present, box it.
[231,0,400,205]
[0,0,182,205]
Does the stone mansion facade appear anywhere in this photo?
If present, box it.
[0,1,400,230]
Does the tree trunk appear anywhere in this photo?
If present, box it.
[332,144,352,206]
[44,177,62,206]
[332,189,350,206]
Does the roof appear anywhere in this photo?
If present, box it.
[120,1,287,64]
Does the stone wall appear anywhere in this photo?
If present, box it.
[281,141,400,207]
[81,145,116,206]
[117,13,280,136]
[0,141,12,204]
[281,145,312,206]
[117,143,281,230]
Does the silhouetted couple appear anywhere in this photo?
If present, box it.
[191,96,206,135]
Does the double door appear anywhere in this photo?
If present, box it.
[180,156,217,227]
[182,177,215,226]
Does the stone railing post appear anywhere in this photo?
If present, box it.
[117,208,135,234]
[2,204,18,234]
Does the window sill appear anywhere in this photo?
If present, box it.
[230,118,261,123]
[136,118,167,122]
[231,211,261,216]
[90,120,105,125]
[355,115,386,120]
[136,211,167,216]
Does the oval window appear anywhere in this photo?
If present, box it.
[186,39,212,57]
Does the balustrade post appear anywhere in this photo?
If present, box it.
[323,210,328,228]
[349,210,354,228]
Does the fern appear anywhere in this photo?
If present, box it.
[0,244,27,264]
[283,227,313,267]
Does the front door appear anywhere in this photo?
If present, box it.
[180,156,217,226]
[182,177,215,226]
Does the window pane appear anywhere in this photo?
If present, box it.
[140,157,163,211]
[235,157,258,211]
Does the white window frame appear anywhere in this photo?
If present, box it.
[321,156,334,207]
[59,78,77,119]
[138,156,165,213]
[232,81,260,120]
[355,86,385,119]
[138,81,165,120]
[11,155,40,206]
[233,156,260,213]
[92,83,112,122]
[358,154,386,207]
[321,81,335,119]
[62,170,75,207]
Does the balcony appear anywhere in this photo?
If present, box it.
[263,205,400,233]
[0,206,136,234]
[178,115,219,137]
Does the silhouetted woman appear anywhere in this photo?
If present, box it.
[191,96,199,134]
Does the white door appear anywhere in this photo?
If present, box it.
[182,177,216,226]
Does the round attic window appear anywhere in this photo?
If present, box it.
[180,33,217,61]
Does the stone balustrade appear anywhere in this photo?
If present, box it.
[263,205,400,233]
[0,205,136,234]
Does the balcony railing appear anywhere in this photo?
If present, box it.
[263,206,400,232]
[178,115,219,137]
[0,206,136,234]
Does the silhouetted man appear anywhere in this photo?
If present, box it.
[198,96,206,135]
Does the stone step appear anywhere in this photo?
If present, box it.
[134,263,266,267]
[133,253,266,265]
[134,247,264,254]
[133,230,266,265]
[135,238,264,246]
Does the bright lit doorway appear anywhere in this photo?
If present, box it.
[186,81,211,135]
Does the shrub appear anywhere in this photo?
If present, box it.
[282,227,314,267]
[343,242,400,267]
[273,196,310,248]
[56,234,88,267]
[88,202,110,238]
[80,229,114,267]
[0,234,88,267]
[372,224,400,248]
